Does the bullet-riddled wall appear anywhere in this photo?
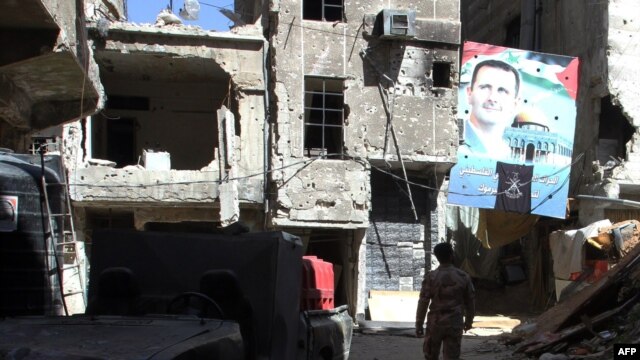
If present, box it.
[264,0,461,318]
[268,0,460,228]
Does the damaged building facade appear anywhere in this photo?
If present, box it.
[0,0,101,148]
[2,0,463,319]
[457,0,640,310]
[70,9,268,232]
[243,0,462,318]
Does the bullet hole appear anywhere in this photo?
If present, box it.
[536,68,541,72]
[554,116,559,120]
[524,99,528,104]
[465,110,469,114]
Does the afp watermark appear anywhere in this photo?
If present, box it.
[615,344,639,359]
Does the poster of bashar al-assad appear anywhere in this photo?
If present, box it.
[447,41,579,219]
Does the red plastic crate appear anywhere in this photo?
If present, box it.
[301,255,335,310]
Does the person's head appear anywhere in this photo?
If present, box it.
[466,59,520,134]
[433,242,454,264]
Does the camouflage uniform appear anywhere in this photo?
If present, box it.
[415,264,475,360]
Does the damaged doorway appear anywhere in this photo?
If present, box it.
[285,228,357,312]
[105,117,136,167]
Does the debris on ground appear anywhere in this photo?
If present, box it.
[507,219,640,358]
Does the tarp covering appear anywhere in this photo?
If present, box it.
[447,206,538,249]
[549,219,611,280]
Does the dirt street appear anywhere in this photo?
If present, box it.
[349,316,526,360]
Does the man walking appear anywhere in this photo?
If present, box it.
[415,243,475,360]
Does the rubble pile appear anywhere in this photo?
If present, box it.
[505,220,640,359]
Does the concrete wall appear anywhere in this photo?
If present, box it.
[0,0,102,145]
[606,1,640,186]
[460,0,520,46]
[532,0,640,223]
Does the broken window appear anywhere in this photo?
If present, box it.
[304,77,344,159]
[29,137,60,154]
[598,95,633,164]
[303,0,344,22]
[432,62,452,88]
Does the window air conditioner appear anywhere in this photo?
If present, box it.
[381,9,416,38]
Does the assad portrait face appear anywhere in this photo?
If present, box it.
[466,65,519,132]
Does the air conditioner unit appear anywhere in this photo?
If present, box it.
[380,9,416,38]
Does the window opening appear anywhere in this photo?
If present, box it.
[598,95,633,162]
[106,95,150,111]
[30,137,60,154]
[303,0,344,22]
[432,62,452,88]
[304,77,344,159]
[106,118,136,168]
[505,16,521,48]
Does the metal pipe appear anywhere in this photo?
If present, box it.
[576,195,640,209]
[262,39,270,228]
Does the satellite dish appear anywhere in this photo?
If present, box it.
[179,0,200,20]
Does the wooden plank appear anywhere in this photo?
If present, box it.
[525,240,640,340]
[368,291,419,322]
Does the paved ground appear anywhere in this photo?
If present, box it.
[349,316,527,360]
